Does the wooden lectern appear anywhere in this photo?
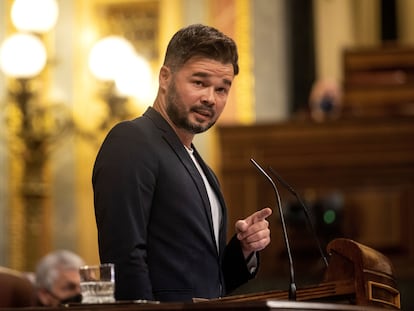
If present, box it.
[0,240,399,311]
[323,238,400,309]
[208,238,400,309]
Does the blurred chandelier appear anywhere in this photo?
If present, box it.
[0,0,70,152]
[0,0,72,270]
[0,0,154,270]
[87,35,153,131]
[0,32,73,153]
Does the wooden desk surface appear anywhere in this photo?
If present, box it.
[0,299,388,311]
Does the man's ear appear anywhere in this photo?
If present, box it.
[37,288,53,306]
[159,65,171,90]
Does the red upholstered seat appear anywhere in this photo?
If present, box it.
[0,267,36,308]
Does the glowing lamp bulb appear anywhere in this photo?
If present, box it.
[0,33,47,78]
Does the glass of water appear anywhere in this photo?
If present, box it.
[79,263,115,303]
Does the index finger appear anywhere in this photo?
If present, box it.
[251,207,272,223]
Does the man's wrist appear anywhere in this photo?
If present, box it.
[245,251,255,262]
[245,252,257,274]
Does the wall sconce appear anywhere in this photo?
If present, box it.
[0,0,72,271]
[88,35,153,131]
[0,31,72,152]
[0,36,71,269]
[1,0,154,270]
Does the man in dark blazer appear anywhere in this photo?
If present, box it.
[92,24,272,302]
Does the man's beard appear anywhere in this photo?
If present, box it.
[166,80,216,134]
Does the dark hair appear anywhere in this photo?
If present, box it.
[163,24,239,75]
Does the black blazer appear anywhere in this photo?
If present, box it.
[92,107,255,302]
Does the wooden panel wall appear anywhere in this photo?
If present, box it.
[217,117,414,285]
[342,46,414,117]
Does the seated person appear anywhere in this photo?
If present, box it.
[35,249,85,306]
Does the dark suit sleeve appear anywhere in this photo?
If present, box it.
[222,235,259,295]
[92,121,156,301]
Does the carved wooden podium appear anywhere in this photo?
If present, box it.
[215,115,414,310]
[207,238,400,309]
[21,238,396,311]
[0,239,397,311]
[324,239,400,309]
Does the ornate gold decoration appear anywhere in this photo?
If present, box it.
[234,0,254,124]
[95,1,159,61]
[1,77,73,270]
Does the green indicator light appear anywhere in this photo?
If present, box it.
[323,210,336,224]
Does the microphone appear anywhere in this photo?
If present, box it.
[268,166,329,268]
[250,158,296,301]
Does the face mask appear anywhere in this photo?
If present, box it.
[46,290,82,306]
[59,293,82,305]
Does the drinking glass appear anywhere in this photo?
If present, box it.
[79,263,115,303]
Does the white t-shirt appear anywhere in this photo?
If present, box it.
[185,146,257,273]
[185,146,221,250]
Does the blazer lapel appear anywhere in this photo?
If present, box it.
[144,107,218,249]
[193,148,228,252]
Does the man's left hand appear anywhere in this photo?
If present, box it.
[235,207,272,259]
